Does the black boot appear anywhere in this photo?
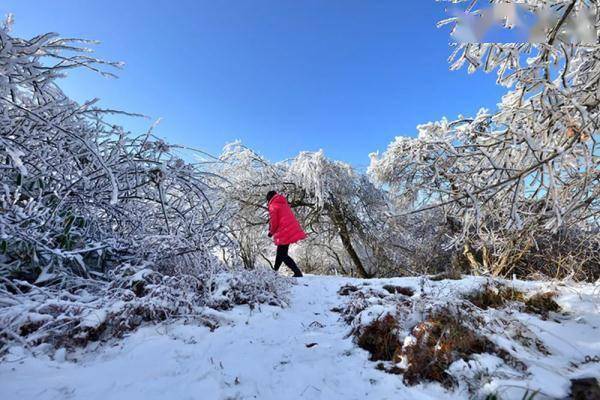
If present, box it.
[288,261,303,277]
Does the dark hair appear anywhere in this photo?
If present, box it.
[266,190,277,203]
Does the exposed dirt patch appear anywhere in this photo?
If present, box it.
[570,377,600,400]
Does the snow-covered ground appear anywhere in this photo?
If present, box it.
[1,275,599,400]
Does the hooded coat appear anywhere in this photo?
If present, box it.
[268,193,307,246]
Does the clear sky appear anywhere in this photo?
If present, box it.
[1,0,506,167]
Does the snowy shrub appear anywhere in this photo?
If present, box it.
[0,263,290,355]
[336,277,570,393]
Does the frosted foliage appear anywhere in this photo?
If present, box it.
[370,0,599,277]
[216,145,434,278]
[287,150,357,208]
[0,19,230,281]
[212,142,289,269]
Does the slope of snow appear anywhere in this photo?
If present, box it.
[1,275,599,400]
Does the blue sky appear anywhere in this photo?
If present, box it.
[1,0,506,167]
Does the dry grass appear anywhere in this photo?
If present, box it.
[399,311,495,388]
[342,282,557,390]
[338,284,360,296]
[525,292,561,319]
[456,231,600,282]
[429,270,463,281]
[466,283,525,310]
[356,314,402,362]
[382,285,415,296]
[466,284,561,320]
[342,283,558,388]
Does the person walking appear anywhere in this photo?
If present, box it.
[266,191,306,277]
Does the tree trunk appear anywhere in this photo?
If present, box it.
[326,202,372,279]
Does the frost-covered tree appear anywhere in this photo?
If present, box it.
[213,142,292,269]
[0,18,291,354]
[0,17,226,282]
[216,145,420,278]
[288,151,399,278]
[370,0,599,279]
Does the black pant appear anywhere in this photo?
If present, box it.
[274,245,303,277]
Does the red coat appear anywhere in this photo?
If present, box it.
[268,194,307,246]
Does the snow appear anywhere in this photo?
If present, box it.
[79,310,108,330]
[6,147,27,176]
[1,275,599,400]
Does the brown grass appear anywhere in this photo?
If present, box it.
[382,285,415,296]
[400,312,495,388]
[338,284,360,296]
[467,284,561,319]
[466,283,525,310]
[356,314,402,362]
[430,270,463,281]
[525,292,561,319]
